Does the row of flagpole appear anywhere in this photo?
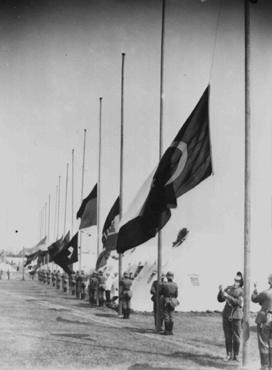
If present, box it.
[33,1,252,366]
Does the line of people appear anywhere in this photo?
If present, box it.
[37,269,134,319]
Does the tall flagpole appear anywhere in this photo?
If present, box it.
[118,52,125,316]
[71,149,75,235]
[97,97,103,260]
[54,184,58,240]
[44,202,47,239]
[242,0,251,367]
[63,163,69,236]
[48,194,51,268]
[79,129,87,270]
[57,176,61,238]
[156,0,165,332]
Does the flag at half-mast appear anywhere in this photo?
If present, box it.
[24,236,47,267]
[48,232,70,262]
[117,86,212,253]
[54,233,78,274]
[77,184,97,229]
[102,196,120,251]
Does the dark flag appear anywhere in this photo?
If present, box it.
[117,86,212,253]
[76,184,97,229]
[48,232,70,262]
[102,197,120,251]
[96,249,111,271]
[54,233,78,274]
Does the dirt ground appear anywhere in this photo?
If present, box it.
[0,274,260,370]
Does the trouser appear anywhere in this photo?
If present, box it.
[122,296,131,318]
[89,289,98,305]
[222,317,242,356]
[163,306,175,334]
[257,324,272,369]
[98,288,105,306]
[106,290,111,303]
[153,301,163,330]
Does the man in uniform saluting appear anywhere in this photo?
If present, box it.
[161,271,178,335]
[252,274,272,370]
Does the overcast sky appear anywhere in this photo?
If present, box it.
[1,0,272,286]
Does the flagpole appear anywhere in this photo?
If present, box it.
[63,163,69,236]
[71,149,75,235]
[54,184,58,240]
[156,0,165,332]
[44,202,47,239]
[118,52,125,316]
[242,0,251,367]
[97,97,103,260]
[79,129,87,270]
[48,194,51,268]
[57,176,61,239]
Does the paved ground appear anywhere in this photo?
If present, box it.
[0,274,260,370]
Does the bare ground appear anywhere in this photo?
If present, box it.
[0,274,260,370]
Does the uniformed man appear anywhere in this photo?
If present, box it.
[150,273,166,331]
[161,271,178,335]
[120,272,133,319]
[70,272,76,295]
[52,270,56,287]
[98,271,106,307]
[217,272,243,362]
[88,272,99,306]
[75,271,81,298]
[252,273,272,370]
[80,271,86,300]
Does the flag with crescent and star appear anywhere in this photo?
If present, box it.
[116,86,212,253]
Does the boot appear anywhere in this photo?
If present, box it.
[223,353,232,362]
[163,321,170,335]
[169,321,174,335]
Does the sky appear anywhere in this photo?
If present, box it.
[0,0,272,296]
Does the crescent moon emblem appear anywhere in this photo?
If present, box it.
[165,141,188,186]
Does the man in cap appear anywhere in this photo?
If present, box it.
[150,273,166,332]
[217,271,244,362]
[161,271,178,335]
[252,273,272,370]
[120,271,133,319]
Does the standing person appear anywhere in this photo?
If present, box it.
[251,274,272,370]
[150,273,166,332]
[105,273,112,305]
[75,271,80,298]
[98,271,106,307]
[120,272,132,319]
[161,271,178,335]
[80,271,86,300]
[217,272,243,362]
[7,269,10,280]
[0,269,3,280]
[111,272,119,307]
[89,272,99,306]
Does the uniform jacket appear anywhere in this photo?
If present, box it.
[251,287,272,324]
[217,285,243,320]
[161,281,178,298]
[120,278,132,298]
